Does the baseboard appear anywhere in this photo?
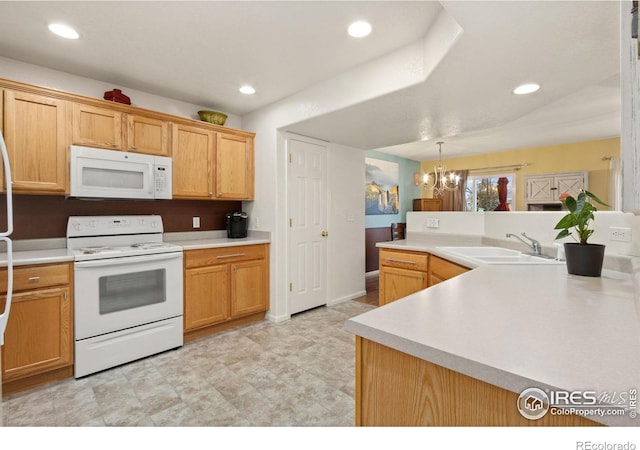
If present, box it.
[265,311,291,323]
[327,290,367,307]
[365,270,379,278]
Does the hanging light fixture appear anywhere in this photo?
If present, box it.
[422,141,460,197]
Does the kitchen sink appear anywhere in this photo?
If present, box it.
[435,246,564,265]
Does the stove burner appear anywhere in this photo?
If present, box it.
[80,246,109,254]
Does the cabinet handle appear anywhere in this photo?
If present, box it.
[28,276,41,282]
[111,143,118,147]
[131,145,138,150]
[385,258,417,265]
[218,192,222,196]
[63,291,68,300]
[216,253,245,259]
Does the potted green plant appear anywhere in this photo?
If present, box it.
[554,189,608,277]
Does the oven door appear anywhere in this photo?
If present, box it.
[74,251,183,340]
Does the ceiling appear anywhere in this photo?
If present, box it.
[0,1,622,161]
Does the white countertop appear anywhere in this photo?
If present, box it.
[166,236,269,251]
[0,248,74,267]
[0,231,271,266]
[349,240,640,426]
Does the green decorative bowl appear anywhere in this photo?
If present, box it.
[197,110,227,125]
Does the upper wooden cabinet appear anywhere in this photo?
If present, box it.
[215,132,254,200]
[72,104,170,156]
[172,123,215,199]
[0,77,256,198]
[72,103,123,149]
[3,90,69,194]
[126,114,170,156]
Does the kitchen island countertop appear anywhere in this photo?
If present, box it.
[347,246,640,426]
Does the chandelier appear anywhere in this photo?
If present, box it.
[422,141,460,197]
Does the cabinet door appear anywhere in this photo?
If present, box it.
[555,173,586,199]
[127,114,170,156]
[184,265,229,330]
[172,124,215,198]
[72,103,123,149]
[429,256,469,287]
[525,177,554,202]
[0,287,72,382]
[230,259,267,318]
[3,90,68,193]
[215,132,254,199]
[379,266,427,306]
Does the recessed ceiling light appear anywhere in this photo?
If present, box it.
[348,21,372,38]
[239,85,256,95]
[513,83,540,95]
[48,23,79,40]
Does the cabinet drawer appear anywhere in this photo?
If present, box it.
[185,244,266,268]
[0,263,71,293]
[379,249,428,271]
[429,256,469,282]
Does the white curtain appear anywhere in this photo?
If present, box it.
[608,156,622,211]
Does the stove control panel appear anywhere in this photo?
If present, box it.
[67,215,164,237]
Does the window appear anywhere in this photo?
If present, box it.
[465,173,515,212]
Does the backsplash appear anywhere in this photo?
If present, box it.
[0,194,241,239]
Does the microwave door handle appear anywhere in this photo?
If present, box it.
[74,251,182,269]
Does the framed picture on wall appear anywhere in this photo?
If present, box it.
[365,158,399,215]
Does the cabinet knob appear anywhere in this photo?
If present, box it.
[218,192,222,197]
[208,192,213,196]
[321,231,329,237]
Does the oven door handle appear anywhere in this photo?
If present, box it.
[74,251,183,269]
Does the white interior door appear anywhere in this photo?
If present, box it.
[287,135,328,315]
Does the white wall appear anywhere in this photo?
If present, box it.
[621,1,640,212]
[327,143,366,305]
[0,56,242,128]
[407,211,640,256]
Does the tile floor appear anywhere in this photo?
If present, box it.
[1,300,374,427]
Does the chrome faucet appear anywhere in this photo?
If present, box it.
[506,232,541,255]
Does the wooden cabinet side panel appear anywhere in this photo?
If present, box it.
[358,339,599,426]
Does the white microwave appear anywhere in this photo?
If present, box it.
[69,146,172,200]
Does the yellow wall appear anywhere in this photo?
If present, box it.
[420,137,620,211]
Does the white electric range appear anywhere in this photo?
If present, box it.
[67,215,183,378]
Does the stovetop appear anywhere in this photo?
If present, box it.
[67,215,183,261]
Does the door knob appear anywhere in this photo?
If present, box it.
[321,231,328,237]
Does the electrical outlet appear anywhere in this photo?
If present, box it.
[426,218,440,228]
[192,217,200,229]
[609,227,631,242]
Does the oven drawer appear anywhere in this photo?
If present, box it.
[0,263,71,293]
[185,244,266,268]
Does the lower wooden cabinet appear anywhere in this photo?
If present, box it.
[183,244,269,341]
[0,262,74,395]
[379,248,428,305]
[428,255,470,286]
[378,248,470,305]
